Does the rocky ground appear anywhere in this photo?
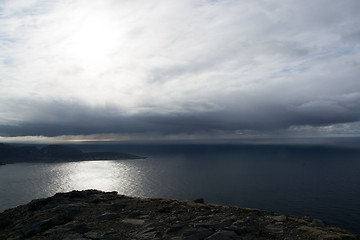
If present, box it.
[0,190,358,240]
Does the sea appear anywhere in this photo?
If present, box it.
[1,140,360,234]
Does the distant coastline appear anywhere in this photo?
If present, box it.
[0,143,145,165]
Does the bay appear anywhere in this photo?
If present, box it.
[0,143,359,234]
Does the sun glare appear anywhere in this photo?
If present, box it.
[65,14,121,71]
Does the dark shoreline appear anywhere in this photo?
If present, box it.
[0,143,145,165]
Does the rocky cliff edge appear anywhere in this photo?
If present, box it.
[0,190,358,240]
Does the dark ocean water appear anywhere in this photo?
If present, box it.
[0,142,360,234]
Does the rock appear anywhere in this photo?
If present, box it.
[21,225,44,238]
[241,233,258,240]
[122,218,145,225]
[109,203,126,211]
[230,217,260,235]
[48,203,86,217]
[226,224,246,235]
[144,222,162,228]
[192,215,211,222]
[87,194,103,203]
[60,233,87,240]
[205,230,241,240]
[265,224,284,234]
[105,191,118,195]
[311,218,325,227]
[193,198,205,204]
[96,212,120,220]
[157,206,172,213]
[273,215,287,222]
[169,215,179,221]
[0,216,12,229]
[141,227,156,233]
[27,198,51,211]
[194,221,215,228]
[69,190,89,199]
[102,231,122,240]
[194,217,237,230]
[1,190,357,240]
[182,227,213,240]
[84,231,101,239]
[137,227,158,238]
[214,216,238,229]
[57,220,90,234]
[127,211,141,218]
[165,223,188,236]
[21,214,72,237]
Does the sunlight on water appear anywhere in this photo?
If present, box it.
[69,161,123,191]
[52,160,150,197]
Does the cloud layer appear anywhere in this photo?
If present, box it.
[0,0,359,140]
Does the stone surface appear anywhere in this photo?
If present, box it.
[21,214,72,237]
[127,211,141,218]
[311,218,326,227]
[205,230,241,240]
[122,218,145,225]
[102,231,122,240]
[193,198,205,204]
[182,227,214,240]
[96,212,120,220]
[54,220,90,233]
[0,190,357,240]
[273,215,287,222]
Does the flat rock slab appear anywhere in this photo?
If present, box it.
[122,218,145,225]
[273,215,287,222]
[96,212,120,220]
[205,230,241,240]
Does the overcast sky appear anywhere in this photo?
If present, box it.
[0,0,359,143]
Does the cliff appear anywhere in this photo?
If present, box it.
[0,143,144,164]
[0,190,357,240]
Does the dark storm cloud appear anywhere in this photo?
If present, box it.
[1,99,359,137]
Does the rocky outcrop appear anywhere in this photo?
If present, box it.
[0,143,144,164]
[0,190,358,240]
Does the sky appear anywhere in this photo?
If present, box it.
[0,0,359,143]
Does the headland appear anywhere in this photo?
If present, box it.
[0,190,357,240]
[0,143,144,165]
